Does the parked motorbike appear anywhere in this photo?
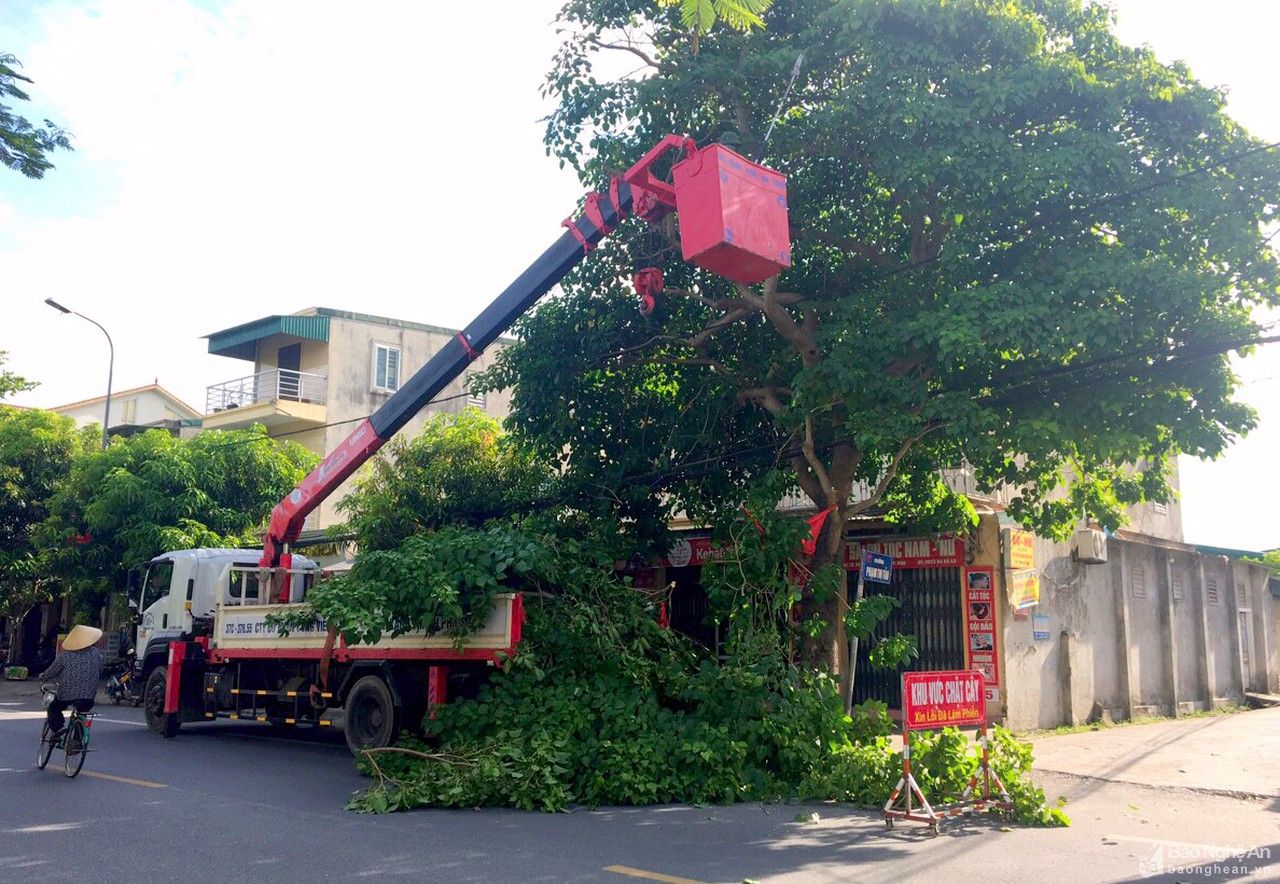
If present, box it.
[105,644,142,707]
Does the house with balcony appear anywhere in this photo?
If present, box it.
[202,307,512,532]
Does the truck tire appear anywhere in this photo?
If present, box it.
[344,674,398,756]
[143,668,179,738]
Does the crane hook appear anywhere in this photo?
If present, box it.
[633,267,664,316]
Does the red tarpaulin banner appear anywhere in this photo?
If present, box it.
[901,670,986,731]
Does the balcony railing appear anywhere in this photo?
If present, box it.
[206,368,327,414]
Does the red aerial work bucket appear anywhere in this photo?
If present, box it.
[671,144,791,285]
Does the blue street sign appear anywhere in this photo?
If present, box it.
[861,552,893,585]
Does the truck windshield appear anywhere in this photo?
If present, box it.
[143,560,174,605]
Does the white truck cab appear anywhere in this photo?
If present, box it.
[130,549,316,667]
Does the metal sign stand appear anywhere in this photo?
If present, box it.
[883,674,1013,834]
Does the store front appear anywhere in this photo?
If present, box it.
[638,534,983,714]
[847,537,968,708]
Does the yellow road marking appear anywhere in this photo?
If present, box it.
[602,866,706,884]
[81,771,167,789]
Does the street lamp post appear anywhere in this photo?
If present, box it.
[44,298,114,450]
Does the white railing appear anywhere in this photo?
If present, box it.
[206,368,327,414]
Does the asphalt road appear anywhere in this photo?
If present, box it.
[1,682,1276,883]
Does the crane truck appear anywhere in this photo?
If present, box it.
[132,135,791,755]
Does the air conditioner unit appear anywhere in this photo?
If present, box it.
[1073,527,1107,564]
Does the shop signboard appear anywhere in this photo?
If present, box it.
[964,566,1000,698]
[845,536,963,569]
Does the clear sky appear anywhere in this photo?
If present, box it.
[1,1,1276,550]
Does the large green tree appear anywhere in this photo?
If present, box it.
[1,53,72,179]
[36,426,318,618]
[338,409,548,553]
[485,0,1280,677]
[0,406,96,655]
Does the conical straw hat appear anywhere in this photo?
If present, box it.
[63,625,103,652]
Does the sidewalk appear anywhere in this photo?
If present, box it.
[1027,706,1280,799]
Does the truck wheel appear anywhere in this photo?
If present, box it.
[143,668,180,738]
[344,675,398,756]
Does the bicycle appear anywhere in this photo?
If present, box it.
[36,683,96,778]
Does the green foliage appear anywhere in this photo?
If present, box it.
[655,0,773,48]
[35,426,318,608]
[0,352,35,401]
[0,54,72,179]
[338,409,547,552]
[0,406,96,619]
[1244,549,1280,576]
[275,524,573,646]
[348,578,1065,826]
[988,727,1071,826]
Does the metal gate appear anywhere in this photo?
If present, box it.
[852,566,965,708]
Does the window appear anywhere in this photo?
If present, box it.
[373,344,401,393]
[466,373,486,408]
[145,560,173,597]
[1152,501,1168,516]
[119,398,137,424]
[1207,577,1220,605]
[229,571,262,602]
[1130,563,1147,599]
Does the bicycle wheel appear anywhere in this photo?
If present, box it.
[36,722,55,769]
[63,720,87,778]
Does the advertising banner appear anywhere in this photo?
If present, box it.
[964,566,1000,696]
[1009,569,1041,609]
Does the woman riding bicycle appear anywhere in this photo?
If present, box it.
[38,625,104,739]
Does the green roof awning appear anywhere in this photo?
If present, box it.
[205,315,330,361]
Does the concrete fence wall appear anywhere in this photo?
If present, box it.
[1001,534,1277,730]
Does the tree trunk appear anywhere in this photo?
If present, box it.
[797,516,848,682]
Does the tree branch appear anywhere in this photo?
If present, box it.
[845,426,942,518]
[739,276,821,365]
[586,36,659,69]
[803,414,837,508]
[736,386,791,415]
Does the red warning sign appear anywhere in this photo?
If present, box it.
[901,670,986,730]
